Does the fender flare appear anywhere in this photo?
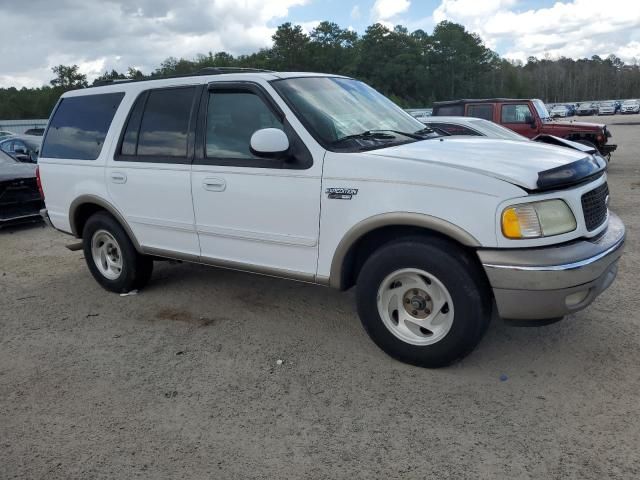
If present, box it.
[328,212,481,289]
[68,194,143,252]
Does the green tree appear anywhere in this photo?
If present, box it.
[50,64,88,89]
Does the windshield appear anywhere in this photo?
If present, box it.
[600,102,614,107]
[272,77,430,150]
[623,100,639,105]
[532,99,550,120]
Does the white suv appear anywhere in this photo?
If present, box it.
[38,70,625,367]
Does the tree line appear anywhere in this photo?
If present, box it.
[1,20,639,120]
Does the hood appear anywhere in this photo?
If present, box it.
[0,160,36,183]
[544,119,604,131]
[367,137,601,191]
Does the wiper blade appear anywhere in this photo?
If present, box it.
[332,129,435,146]
[330,130,397,145]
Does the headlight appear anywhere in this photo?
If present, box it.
[501,200,576,239]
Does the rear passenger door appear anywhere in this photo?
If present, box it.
[107,85,201,257]
[190,82,322,278]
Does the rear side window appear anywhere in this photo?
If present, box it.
[118,86,197,162]
[467,104,493,121]
[41,92,124,160]
[434,105,464,116]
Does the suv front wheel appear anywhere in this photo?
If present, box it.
[82,212,153,293]
[356,237,490,368]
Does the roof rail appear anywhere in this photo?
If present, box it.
[90,67,275,88]
[197,67,274,74]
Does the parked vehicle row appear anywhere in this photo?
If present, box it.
[38,70,625,368]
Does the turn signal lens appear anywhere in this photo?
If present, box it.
[501,204,541,238]
[501,200,576,239]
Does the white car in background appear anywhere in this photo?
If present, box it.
[550,105,570,118]
[621,99,640,114]
[598,101,616,115]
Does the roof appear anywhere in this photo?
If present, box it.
[433,98,536,106]
[65,70,348,97]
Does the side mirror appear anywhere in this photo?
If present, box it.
[14,147,27,155]
[15,153,31,162]
[250,128,289,157]
[526,116,536,128]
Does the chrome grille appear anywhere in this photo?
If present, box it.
[581,183,609,231]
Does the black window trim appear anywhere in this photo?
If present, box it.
[114,85,202,165]
[193,80,312,170]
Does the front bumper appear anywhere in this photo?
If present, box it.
[478,212,625,321]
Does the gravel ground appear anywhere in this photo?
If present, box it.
[1,116,639,479]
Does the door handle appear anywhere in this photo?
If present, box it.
[110,172,127,184]
[202,177,226,192]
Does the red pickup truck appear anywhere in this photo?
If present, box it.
[432,98,617,158]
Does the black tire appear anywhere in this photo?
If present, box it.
[356,237,491,368]
[82,212,153,293]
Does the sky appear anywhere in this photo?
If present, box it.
[0,0,639,88]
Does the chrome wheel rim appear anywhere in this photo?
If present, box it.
[91,230,123,280]
[376,268,454,346]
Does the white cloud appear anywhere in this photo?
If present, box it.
[0,0,309,88]
[432,0,640,63]
[372,0,411,21]
[298,20,322,34]
[351,5,361,20]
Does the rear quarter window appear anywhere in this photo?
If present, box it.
[41,92,124,160]
[467,104,493,121]
[434,105,464,116]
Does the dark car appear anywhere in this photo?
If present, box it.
[0,150,43,227]
[0,134,41,163]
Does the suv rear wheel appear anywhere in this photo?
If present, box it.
[82,212,153,293]
[356,237,490,368]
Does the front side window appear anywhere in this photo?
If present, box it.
[467,104,493,121]
[501,104,533,124]
[206,91,283,159]
[41,92,124,160]
[272,77,429,150]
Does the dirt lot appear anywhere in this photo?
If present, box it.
[1,116,639,479]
